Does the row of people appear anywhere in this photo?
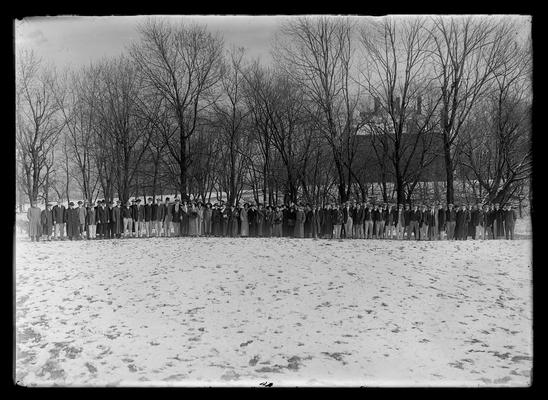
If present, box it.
[25,198,519,242]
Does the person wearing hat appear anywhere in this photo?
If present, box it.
[144,197,153,238]
[469,204,480,240]
[52,200,66,240]
[121,201,132,238]
[27,200,42,242]
[66,201,80,240]
[180,201,189,236]
[161,197,171,237]
[394,204,404,240]
[445,203,456,240]
[211,203,221,237]
[111,200,123,238]
[437,203,446,240]
[153,198,163,237]
[171,198,182,236]
[362,203,372,239]
[403,204,411,240]
[271,205,283,237]
[407,204,420,240]
[455,204,469,240]
[86,201,96,239]
[41,202,54,241]
[97,200,110,239]
[353,202,365,239]
[136,199,145,237]
[418,204,428,240]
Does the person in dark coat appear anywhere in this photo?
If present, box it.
[494,203,504,238]
[171,199,182,236]
[66,202,80,240]
[371,205,381,239]
[41,203,54,241]
[354,203,365,239]
[323,204,334,239]
[504,204,517,240]
[481,204,490,240]
[437,203,446,240]
[332,205,344,239]
[407,205,420,240]
[426,205,436,240]
[287,206,296,238]
[27,202,42,242]
[469,204,480,240]
[52,201,66,240]
[212,204,221,237]
[263,206,272,237]
[228,205,238,237]
[96,200,109,239]
[248,205,257,237]
[256,204,265,237]
[304,205,313,238]
[364,204,373,239]
[272,206,283,237]
[455,204,469,240]
[403,204,411,240]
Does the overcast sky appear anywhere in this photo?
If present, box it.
[15,15,289,69]
[15,15,531,70]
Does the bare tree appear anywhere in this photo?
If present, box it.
[16,50,64,207]
[460,34,531,205]
[428,15,519,204]
[53,65,103,202]
[359,17,441,204]
[212,47,251,205]
[94,57,153,203]
[274,16,362,203]
[130,18,224,200]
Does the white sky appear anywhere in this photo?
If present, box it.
[14,15,531,70]
[14,15,290,69]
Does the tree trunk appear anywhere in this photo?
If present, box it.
[443,138,455,205]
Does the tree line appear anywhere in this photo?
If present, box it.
[16,15,532,210]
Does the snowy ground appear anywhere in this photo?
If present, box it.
[15,235,532,387]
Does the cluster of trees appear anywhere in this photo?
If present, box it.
[16,15,532,210]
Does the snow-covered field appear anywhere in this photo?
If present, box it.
[15,236,532,387]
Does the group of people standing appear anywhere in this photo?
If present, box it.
[24,197,519,242]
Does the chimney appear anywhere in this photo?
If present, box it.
[417,95,422,114]
[374,97,380,114]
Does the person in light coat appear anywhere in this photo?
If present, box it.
[240,203,249,237]
[77,201,87,239]
[27,202,42,242]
